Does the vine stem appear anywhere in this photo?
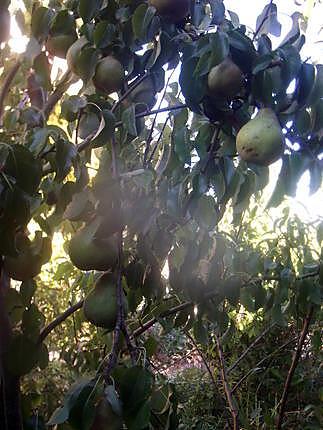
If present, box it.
[276,306,314,429]
[215,332,239,430]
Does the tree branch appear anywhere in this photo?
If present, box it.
[0,60,22,126]
[215,332,239,430]
[43,70,73,119]
[227,323,275,374]
[276,306,314,429]
[185,331,217,392]
[232,336,297,394]
[38,300,84,344]
[132,300,193,338]
[111,72,149,114]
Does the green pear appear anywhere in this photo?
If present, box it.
[46,34,77,58]
[93,56,125,95]
[83,273,127,331]
[149,0,190,22]
[236,108,284,166]
[68,219,118,271]
[90,398,123,430]
[207,58,244,99]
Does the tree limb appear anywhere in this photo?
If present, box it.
[276,306,314,429]
[0,60,22,126]
[43,70,73,119]
[38,300,84,344]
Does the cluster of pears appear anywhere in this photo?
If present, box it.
[68,215,126,332]
[236,108,285,166]
[4,231,52,281]
[66,37,125,95]
[205,56,284,166]
[149,0,190,22]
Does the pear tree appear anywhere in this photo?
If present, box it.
[0,1,322,429]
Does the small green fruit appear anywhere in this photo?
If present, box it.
[149,0,190,22]
[93,56,125,95]
[66,36,89,74]
[83,273,127,331]
[207,58,244,99]
[46,34,77,58]
[68,224,118,271]
[129,78,156,109]
[236,108,284,166]
[90,398,123,430]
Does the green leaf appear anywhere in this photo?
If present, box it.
[114,366,153,416]
[121,104,138,136]
[55,139,78,182]
[192,320,208,345]
[93,21,116,49]
[193,195,218,230]
[33,52,52,91]
[4,144,42,195]
[255,3,281,37]
[78,0,103,23]
[31,6,54,40]
[297,63,316,108]
[132,4,156,42]
[5,334,42,376]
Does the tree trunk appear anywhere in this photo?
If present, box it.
[0,264,23,430]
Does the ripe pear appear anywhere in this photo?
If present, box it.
[236,108,284,166]
[149,0,190,22]
[93,56,125,95]
[207,57,244,99]
[46,34,77,58]
[90,398,123,430]
[83,273,127,331]
[68,223,118,271]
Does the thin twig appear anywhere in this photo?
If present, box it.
[0,60,22,125]
[276,306,314,429]
[111,73,149,114]
[232,336,297,394]
[143,70,175,166]
[132,300,193,338]
[201,123,222,174]
[147,114,170,164]
[185,331,217,391]
[215,332,239,430]
[227,323,275,374]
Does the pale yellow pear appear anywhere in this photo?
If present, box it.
[236,108,284,166]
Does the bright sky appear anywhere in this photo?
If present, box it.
[7,0,323,221]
